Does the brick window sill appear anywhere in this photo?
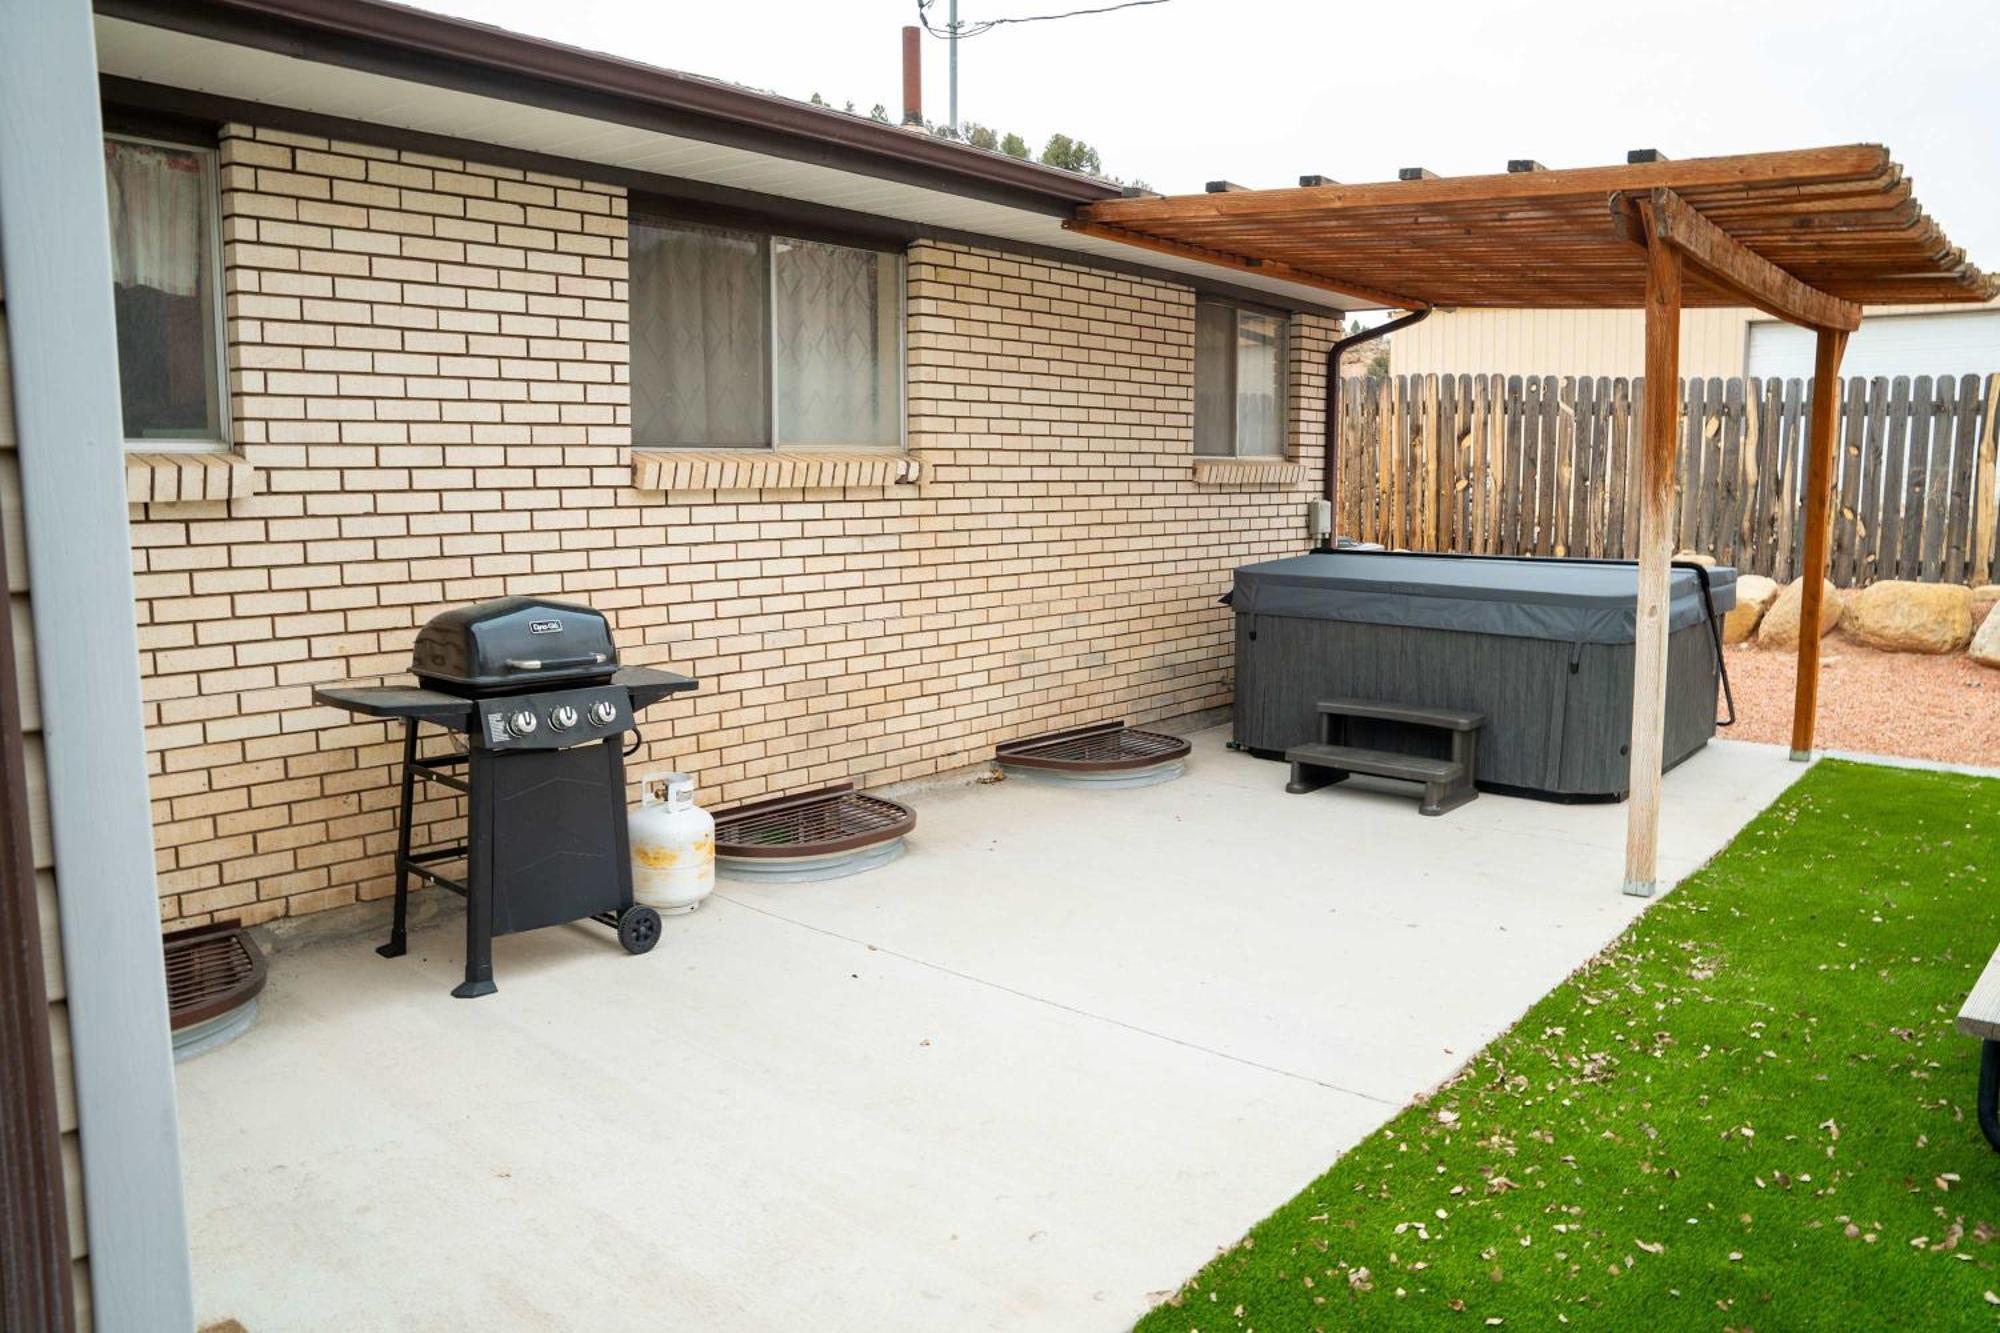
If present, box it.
[125,451,258,504]
[631,449,920,492]
[1191,457,1307,486]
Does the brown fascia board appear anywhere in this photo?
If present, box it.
[92,0,1124,216]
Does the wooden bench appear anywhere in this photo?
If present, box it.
[1284,698,1485,817]
[1956,945,2000,1151]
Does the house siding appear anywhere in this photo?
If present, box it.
[1,277,93,1328]
[1390,307,1753,380]
[134,122,1328,928]
[1389,301,2000,380]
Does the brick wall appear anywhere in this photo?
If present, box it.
[134,121,1333,928]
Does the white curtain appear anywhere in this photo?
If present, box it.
[1235,310,1285,457]
[773,239,900,447]
[105,139,204,297]
[1194,300,1236,456]
[630,220,769,447]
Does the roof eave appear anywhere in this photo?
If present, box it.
[93,0,1124,215]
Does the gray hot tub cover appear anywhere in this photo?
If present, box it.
[1232,552,1736,645]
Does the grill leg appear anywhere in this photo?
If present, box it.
[453,751,497,999]
[452,915,496,1000]
[377,718,417,960]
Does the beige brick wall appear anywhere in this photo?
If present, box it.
[134,122,1332,928]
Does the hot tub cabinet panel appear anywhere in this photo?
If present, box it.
[1230,554,1734,799]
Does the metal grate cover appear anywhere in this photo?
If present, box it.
[164,921,266,1036]
[995,721,1190,786]
[713,782,916,881]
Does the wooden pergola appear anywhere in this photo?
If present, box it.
[1069,145,1994,894]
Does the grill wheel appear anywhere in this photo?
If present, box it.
[617,905,662,955]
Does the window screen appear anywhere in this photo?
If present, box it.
[104,135,224,446]
[773,238,902,447]
[1194,297,1288,457]
[629,220,770,448]
[629,218,904,449]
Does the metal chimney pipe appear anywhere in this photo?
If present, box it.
[901,26,922,127]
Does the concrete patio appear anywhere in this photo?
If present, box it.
[176,728,1807,1332]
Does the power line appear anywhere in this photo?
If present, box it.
[915,0,1167,135]
[917,0,1170,42]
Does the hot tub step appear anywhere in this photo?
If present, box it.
[1283,742,1477,816]
[1315,697,1484,732]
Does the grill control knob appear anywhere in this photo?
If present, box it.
[549,704,579,731]
[506,708,538,738]
[588,699,618,727]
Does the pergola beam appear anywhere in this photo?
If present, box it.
[1637,188,1862,331]
[1085,144,1896,224]
[1790,328,1850,758]
[1622,201,1682,897]
[1611,188,1860,784]
[1060,217,1426,310]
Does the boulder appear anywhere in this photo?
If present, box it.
[1973,584,2000,625]
[1672,550,1717,568]
[1722,574,1780,645]
[1973,606,2000,669]
[1842,580,1973,654]
[1756,577,1844,649]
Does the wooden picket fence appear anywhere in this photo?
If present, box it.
[1336,372,2000,587]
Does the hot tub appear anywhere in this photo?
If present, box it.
[1230,551,1735,799]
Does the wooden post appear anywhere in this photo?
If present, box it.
[1622,213,1681,898]
[1789,327,1851,759]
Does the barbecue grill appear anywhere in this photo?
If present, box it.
[316,597,697,998]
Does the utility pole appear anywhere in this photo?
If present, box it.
[948,0,960,133]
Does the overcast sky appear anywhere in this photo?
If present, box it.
[414,0,2000,273]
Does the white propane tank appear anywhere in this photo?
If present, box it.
[630,772,715,914]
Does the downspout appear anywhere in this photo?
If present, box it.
[1317,305,1432,552]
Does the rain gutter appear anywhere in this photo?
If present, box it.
[1319,306,1433,551]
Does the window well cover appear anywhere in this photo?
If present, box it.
[1232,552,1735,645]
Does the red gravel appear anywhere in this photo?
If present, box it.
[1723,634,1999,767]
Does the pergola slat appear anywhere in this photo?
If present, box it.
[1077,146,1992,314]
[1089,144,1897,224]
[1060,216,1425,309]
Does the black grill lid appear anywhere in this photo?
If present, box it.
[412,596,618,695]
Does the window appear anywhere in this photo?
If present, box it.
[103,134,226,448]
[1194,297,1288,457]
[629,218,904,449]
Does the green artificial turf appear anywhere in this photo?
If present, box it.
[1138,759,2000,1331]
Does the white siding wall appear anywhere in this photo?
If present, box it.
[1747,308,2000,381]
[1392,301,2000,380]
[1390,308,1750,379]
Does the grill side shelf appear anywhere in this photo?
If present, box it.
[616,665,701,712]
[314,683,475,725]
